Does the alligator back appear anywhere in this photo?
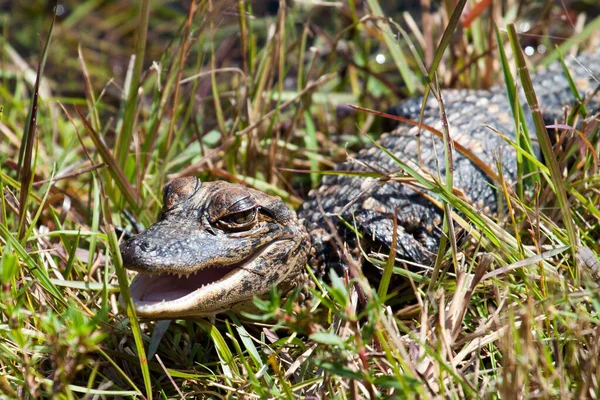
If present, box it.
[299,50,600,276]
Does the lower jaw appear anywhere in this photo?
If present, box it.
[127,267,252,318]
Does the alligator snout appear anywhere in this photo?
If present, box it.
[120,236,157,269]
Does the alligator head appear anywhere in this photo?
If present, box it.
[120,177,310,319]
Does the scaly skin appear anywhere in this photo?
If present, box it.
[301,50,600,274]
[121,50,600,319]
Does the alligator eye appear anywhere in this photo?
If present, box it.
[217,208,257,230]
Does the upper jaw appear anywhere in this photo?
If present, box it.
[119,219,282,275]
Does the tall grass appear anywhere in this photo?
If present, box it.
[0,0,599,398]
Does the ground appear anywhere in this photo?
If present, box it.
[1,0,600,398]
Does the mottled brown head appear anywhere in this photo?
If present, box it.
[120,177,310,319]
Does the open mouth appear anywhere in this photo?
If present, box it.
[131,265,239,304]
[125,238,291,317]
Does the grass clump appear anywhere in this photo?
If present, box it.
[0,0,600,398]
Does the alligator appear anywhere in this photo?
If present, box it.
[120,49,600,319]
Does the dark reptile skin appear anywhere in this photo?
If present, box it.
[299,50,600,274]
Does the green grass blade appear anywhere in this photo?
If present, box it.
[507,24,579,276]
[73,107,139,207]
[99,182,153,399]
[366,0,418,95]
[114,0,150,169]
[17,11,55,239]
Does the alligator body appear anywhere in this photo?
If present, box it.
[120,50,600,319]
